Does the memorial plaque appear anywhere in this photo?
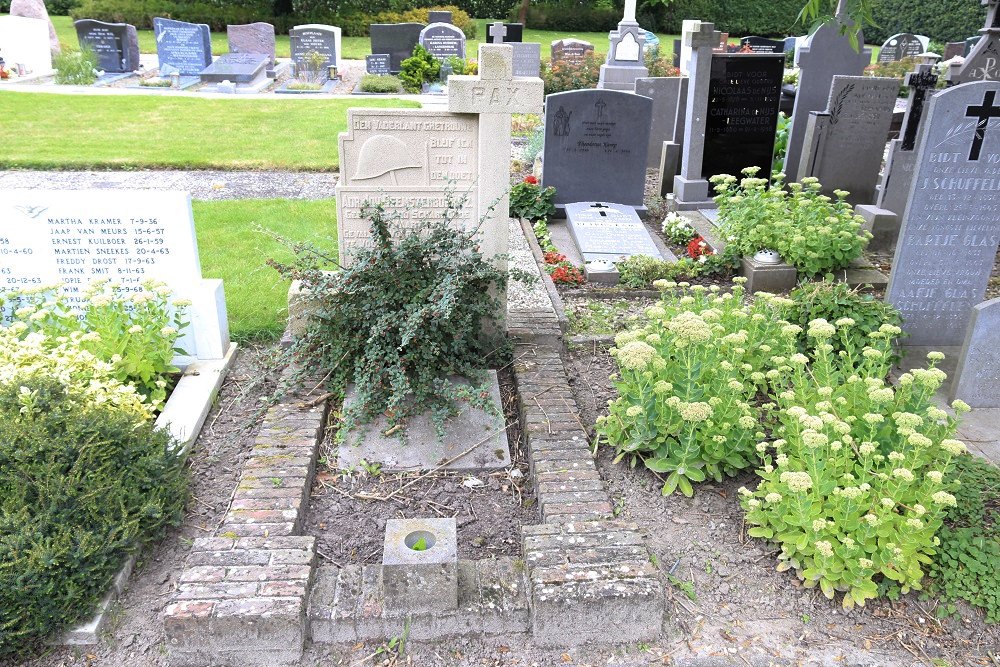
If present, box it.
[951,298,1000,407]
[370,23,423,73]
[153,17,211,76]
[199,52,268,83]
[366,53,390,74]
[542,89,652,210]
[701,54,784,182]
[336,109,479,264]
[740,36,785,53]
[551,38,594,63]
[886,82,1000,347]
[419,22,465,61]
[797,75,900,206]
[74,19,139,73]
[635,76,688,169]
[565,202,663,262]
[228,22,275,66]
[0,190,229,361]
[877,33,926,63]
[290,23,340,76]
[511,42,540,77]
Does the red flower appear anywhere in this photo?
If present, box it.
[524,175,539,185]
[550,265,584,285]
[543,251,567,265]
[687,236,714,260]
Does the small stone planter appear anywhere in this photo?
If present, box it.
[383,518,458,614]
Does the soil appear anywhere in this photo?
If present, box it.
[564,342,1000,667]
[304,368,538,564]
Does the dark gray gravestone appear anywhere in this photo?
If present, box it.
[551,39,594,63]
[886,82,1000,348]
[504,23,523,43]
[199,52,268,83]
[797,76,900,206]
[419,22,465,61]
[228,22,275,66]
[153,18,211,76]
[370,22,423,73]
[951,297,1000,407]
[944,41,966,60]
[565,202,663,262]
[290,24,339,77]
[512,42,540,77]
[949,2,1000,84]
[428,10,452,24]
[635,76,688,169]
[542,89,652,211]
[74,19,139,73]
[702,54,785,182]
[877,33,926,63]
[366,53,390,74]
[740,36,785,53]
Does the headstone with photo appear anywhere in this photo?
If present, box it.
[796,75,900,206]
[0,16,53,77]
[739,36,785,53]
[9,0,59,53]
[541,88,652,212]
[886,81,1000,351]
[598,0,648,91]
[290,23,341,78]
[419,22,465,61]
[877,33,927,63]
[369,22,423,73]
[950,297,1000,407]
[565,202,664,262]
[365,53,390,75]
[635,76,688,169]
[74,19,140,73]
[228,22,275,67]
[152,18,211,76]
[428,10,452,24]
[947,0,1000,84]
[0,190,230,363]
[550,38,594,63]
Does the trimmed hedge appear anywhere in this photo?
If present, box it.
[866,0,986,45]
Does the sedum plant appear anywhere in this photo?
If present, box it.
[742,317,966,608]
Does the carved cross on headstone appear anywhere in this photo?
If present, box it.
[966,89,1000,160]
[489,22,507,44]
[901,64,939,150]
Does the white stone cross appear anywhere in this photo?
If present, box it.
[489,22,507,44]
[623,0,637,23]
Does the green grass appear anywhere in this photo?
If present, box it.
[0,92,418,170]
[193,198,337,341]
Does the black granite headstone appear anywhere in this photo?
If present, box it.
[370,22,423,73]
[290,24,338,77]
[504,23,523,43]
[153,17,211,76]
[428,10,452,24]
[419,22,465,61]
[74,19,139,73]
[365,53,390,74]
[740,36,785,53]
[199,52,268,83]
[877,32,925,63]
[701,53,785,181]
[673,38,681,67]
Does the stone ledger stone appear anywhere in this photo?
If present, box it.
[951,297,1000,407]
[565,202,663,262]
[9,0,59,53]
[369,22,423,73]
[199,52,268,84]
[153,17,211,76]
[74,19,140,73]
[228,22,276,66]
[634,76,688,170]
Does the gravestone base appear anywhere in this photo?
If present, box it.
[598,62,649,91]
[383,517,459,614]
[658,141,682,196]
[739,256,797,294]
[337,372,511,473]
[855,204,900,251]
[202,77,272,94]
[126,76,200,91]
[673,176,715,210]
[93,72,135,86]
[275,79,337,94]
[949,298,1000,408]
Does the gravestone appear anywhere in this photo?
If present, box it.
[886,81,1000,350]
[370,23,423,73]
[565,202,663,262]
[702,54,785,185]
[503,23,523,43]
[419,22,465,61]
[152,18,211,76]
[199,52,268,84]
[74,19,140,73]
[855,64,939,249]
[679,19,698,74]
[0,190,230,363]
[9,0,59,53]
[428,10,452,24]
[635,76,688,169]
[489,21,539,77]
[550,39,594,63]
[488,21,507,44]
[290,24,341,77]
[0,16,53,76]
[672,38,681,68]
[740,36,785,53]
[541,89,652,211]
[598,0,648,91]
[713,33,730,53]
[948,1,1000,84]
[966,35,982,57]
[945,41,967,61]
[796,75,900,206]
[784,12,871,190]
[365,53,390,74]
[877,33,927,63]
[228,22,275,67]
[950,298,1000,407]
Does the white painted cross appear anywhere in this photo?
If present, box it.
[623,0,637,23]
[489,21,507,44]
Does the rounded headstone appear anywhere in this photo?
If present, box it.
[9,0,59,53]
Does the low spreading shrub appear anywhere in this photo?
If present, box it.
[542,52,602,95]
[509,175,556,222]
[53,46,98,85]
[359,73,404,93]
[614,253,735,288]
[399,44,440,93]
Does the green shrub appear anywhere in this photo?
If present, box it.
[509,176,555,222]
[399,44,440,93]
[928,456,1000,623]
[53,46,98,85]
[359,73,404,93]
[71,0,273,31]
[772,111,790,174]
[0,378,187,660]
[867,0,986,44]
[542,51,602,95]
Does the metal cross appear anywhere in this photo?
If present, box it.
[489,22,507,44]
[965,89,1000,161]
[901,65,939,151]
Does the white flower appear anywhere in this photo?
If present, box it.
[814,540,834,558]
[932,491,957,507]
[128,325,144,334]
[940,439,967,456]
[765,492,783,503]
[892,468,915,482]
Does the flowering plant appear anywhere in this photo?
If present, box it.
[510,176,556,222]
[661,212,698,245]
[544,253,584,285]
[686,236,713,261]
[742,317,965,608]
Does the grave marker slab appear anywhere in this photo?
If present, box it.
[153,17,211,76]
[886,81,1000,348]
[370,23,423,73]
[419,22,465,61]
[74,19,139,73]
[0,190,229,362]
[199,52,268,84]
[740,36,785,53]
[797,75,900,206]
[877,33,927,63]
[550,38,593,63]
[511,42,540,77]
[0,16,53,76]
[365,54,390,74]
[950,297,1000,407]
[290,23,341,77]
[565,202,663,262]
[227,22,275,66]
[542,88,652,211]
[503,23,523,43]
[635,76,688,169]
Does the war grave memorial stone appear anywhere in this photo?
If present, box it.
[74,19,140,77]
[0,15,53,80]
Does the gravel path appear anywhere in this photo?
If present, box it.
[507,217,555,312]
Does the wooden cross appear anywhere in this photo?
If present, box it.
[489,22,507,44]
[901,64,939,151]
[965,89,1000,161]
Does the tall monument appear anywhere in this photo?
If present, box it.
[597,0,649,91]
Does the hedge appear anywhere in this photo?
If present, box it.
[866,0,986,45]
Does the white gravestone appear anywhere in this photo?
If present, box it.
[0,16,53,77]
[1,191,230,364]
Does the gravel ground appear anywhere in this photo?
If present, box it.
[507,217,554,312]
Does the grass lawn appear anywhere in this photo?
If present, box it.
[193,198,337,341]
[0,92,418,170]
